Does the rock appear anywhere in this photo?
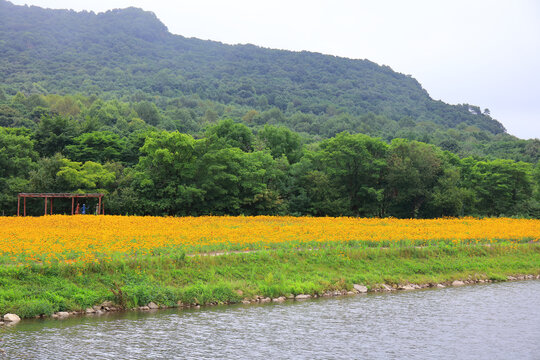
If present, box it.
[347,291,355,295]
[507,276,516,281]
[285,294,295,299]
[260,297,271,303]
[85,308,95,314]
[398,284,415,291]
[3,314,21,323]
[241,300,251,305]
[0,321,4,325]
[139,306,150,311]
[272,297,286,302]
[92,305,101,311]
[101,301,114,308]
[452,280,465,286]
[56,312,70,318]
[147,302,159,310]
[95,310,105,315]
[322,292,332,297]
[380,284,394,292]
[177,301,184,307]
[353,284,368,293]
[295,294,311,300]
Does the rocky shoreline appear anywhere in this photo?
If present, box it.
[2,274,539,325]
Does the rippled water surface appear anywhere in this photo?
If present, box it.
[2,281,539,359]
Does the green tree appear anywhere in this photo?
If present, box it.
[205,119,254,152]
[195,148,277,215]
[466,159,533,216]
[257,124,303,164]
[34,114,77,157]
[65,131,125,163]
[385,139,444,218]
[134,101,160,126]
[318,132,388,216]
[133,131,202,215]
[0,127,38,214]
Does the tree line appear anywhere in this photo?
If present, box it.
[2,117,538,218]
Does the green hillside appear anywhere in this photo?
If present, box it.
[0,0,498,133]
[3,0,539,160]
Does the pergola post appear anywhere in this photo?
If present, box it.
[71,197,74,215]
[23,196,26,216]
[17,195,20,216]
[44,196,48,215]
[50,198,53,215]
[98,196,102,215]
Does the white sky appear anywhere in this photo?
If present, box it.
[9,0,540,139]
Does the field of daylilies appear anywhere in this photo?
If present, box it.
[1,215,538,265]
[0,215,539,318]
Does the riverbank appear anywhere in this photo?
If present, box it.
[1,243,539,322]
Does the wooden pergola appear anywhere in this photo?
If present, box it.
[17,193,105,216]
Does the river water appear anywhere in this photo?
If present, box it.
[1,281,539,359]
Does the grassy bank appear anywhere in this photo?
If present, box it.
[1,242,539,318]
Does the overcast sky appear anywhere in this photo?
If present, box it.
[10,0,540,139]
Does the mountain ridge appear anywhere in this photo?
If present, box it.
[0,0,508,138]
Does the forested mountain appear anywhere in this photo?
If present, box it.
[0,0,499,134]
[0,0,538,218]
[2,0,537,155]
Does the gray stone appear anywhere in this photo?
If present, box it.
[85,308,95,314]
[380,284,394,291]
[451,280,465,286]
[147,302,159,309]
[295,294,311,300]
[92,305,101,311]
[260,297,271,303]
[353,284,368,293]
[241,300,251,305]
[101,301,114,308]
[3,314,21,323]
[398,284,415,291]
[139,306,150,311]
[56,312,70,318]
[272,297,286,302]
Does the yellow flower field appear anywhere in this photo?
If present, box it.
[0,215,538,263]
